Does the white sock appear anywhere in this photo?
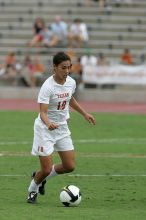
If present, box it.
[45,165,58,181]
[28,179,39,193]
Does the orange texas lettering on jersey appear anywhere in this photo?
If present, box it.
[56,93,69,99]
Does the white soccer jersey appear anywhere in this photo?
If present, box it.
[37,75,76,125]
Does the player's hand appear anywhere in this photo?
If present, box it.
[84,113,96,125]
[48,122,59,130]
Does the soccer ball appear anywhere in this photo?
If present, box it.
[60,185,82,207]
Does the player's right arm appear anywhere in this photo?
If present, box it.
[39,103,59,130]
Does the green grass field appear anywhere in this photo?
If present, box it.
[0,111,146,220]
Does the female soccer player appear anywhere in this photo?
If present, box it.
[27,52,96,203]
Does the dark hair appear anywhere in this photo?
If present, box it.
[53,52,71,66]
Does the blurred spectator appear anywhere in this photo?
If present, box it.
[120,48,134,65]
[28,21,58,48]
[86,1,110,15]
[71,58,82,99]
[28,17,45,47]
[80,49,97,67]
[21,54,34,86]
[50,15,68,46]
[97,53,115,89]
[31,55,46,86]
[0,64,5,76]
[114,0,133,7]
[140,47,146,63]
[0,52,22,85]
[97,53,108,66]
[21,54,46,87]
[85,0,106,13]
[66,48,77,63]
[39,26,58,48]
[66,49,82,99]
[99,0,106,14]
[71,57,82,84]
[34,17,45,35]
[80,50,98,89]
[5,51,16,68]
[68,18,89,48]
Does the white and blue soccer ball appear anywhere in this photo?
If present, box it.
[60,185,82,207]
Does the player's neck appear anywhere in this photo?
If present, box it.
[53,75,66,85]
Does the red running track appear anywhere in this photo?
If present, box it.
[0,99,146,114]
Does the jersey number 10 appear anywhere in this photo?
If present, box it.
[57,101,66,110]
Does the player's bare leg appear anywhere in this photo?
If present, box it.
[36,150,75,182]
[35,155,53,183]
[27,151,75,203]
[55,150,75,174]
[27,155,53,203]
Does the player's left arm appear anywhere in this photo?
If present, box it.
[69,96,96,125]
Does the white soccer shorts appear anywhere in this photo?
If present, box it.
[31,118,74,156]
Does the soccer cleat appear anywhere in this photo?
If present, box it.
[32,171,46,195]
[38,179,46,195]
[27,191,37,204]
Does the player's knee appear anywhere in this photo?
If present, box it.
[64,164,75,173]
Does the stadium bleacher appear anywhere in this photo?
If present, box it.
[0,0,146,103]
[0,0,146,63]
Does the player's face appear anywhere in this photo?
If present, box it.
[54,60,72,81]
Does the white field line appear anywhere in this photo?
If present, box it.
[78,153,146,158]
[0,141,31,145]
[0,138,146,145]
[68,174,146,177]
[0,138,146,158]
[0,174,146,177]
[0,174,26,177]
[76,138,146,144]
[0,152,146,158]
